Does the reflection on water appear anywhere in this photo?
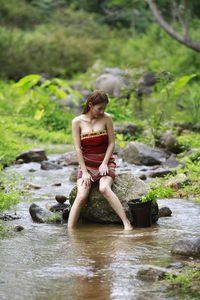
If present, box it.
[0,157,200,300]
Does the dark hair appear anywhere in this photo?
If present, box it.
[83,90,109,114]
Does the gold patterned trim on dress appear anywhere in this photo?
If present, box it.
[81,129,107,140]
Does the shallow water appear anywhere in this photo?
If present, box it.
[0,156,200,300]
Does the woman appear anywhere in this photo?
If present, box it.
[67,90,133,230]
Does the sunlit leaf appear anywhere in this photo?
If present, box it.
[34,109,44,121]
[13,74,41,88]
[56,89,67,99]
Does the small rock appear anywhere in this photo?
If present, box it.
[62,208,70,220]
[52,183,62,186]
[26,183,41,190]
[15,159,24,164]
[41,161,62,170]
[148,168,171,178]
[14,225,24,232]
[50,203,69,212]
[158,207,172,217]
[166,262,185,269]
[28,169,36,172]
[55,195,68,204]
[164,173,188,189]
[136,266,172,281]
[138,174,147,180]
[0,213,21,221]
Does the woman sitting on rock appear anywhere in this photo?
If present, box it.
[67,90,133,230]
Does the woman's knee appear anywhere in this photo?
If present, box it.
[99,185,111,196]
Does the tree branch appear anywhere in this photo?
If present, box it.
[146,0,200,52]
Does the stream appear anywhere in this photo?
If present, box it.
[0,153,200,300]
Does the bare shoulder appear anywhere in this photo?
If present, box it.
[104,112,112,120]
[72,115,81,125]
[104,112,113,125]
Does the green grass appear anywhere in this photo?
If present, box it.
[163,266,200,300]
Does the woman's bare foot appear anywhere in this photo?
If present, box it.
[124,222,133,230]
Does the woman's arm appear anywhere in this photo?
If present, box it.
[72,118,91,186]
[99,114,115,175]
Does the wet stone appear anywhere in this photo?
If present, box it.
[62,208,70,220]
[166,262,185,269]
[136,266,172,282]
[16,148,47,163]
[14,225,24,232]
[0,213,21,221]
[28,169,36,172]
[26,183,41,190]
[148,168,171,178]
[41,161,62,170]
[55,194,68,204]
[138,173,147,180]
[29,203,54,223]
[50,203,69,212]
[158,207,172,217]
[171,237,200,257]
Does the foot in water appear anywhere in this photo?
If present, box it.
[124,223,133,230]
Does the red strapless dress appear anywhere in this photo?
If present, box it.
[77,129,116,182]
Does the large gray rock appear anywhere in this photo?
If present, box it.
[29,203,61,223]
[56,151,78,166]
[69,173,159,224]
[162,154,181,169]
[119,142,166,166]
[171,237,200,257]
[114,122,142,137]
[157,131,183,154]
[58,89,90,115]
[94,68,130,97]
[16,148,47,163]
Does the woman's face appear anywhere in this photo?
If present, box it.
[89,103,107,118]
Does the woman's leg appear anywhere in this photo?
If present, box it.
[68,179,92,228]
[99,176,133,230]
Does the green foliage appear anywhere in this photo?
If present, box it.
[0,170,23,211]
[0,122,32,166]
[141,186,173,203]
[0,223,10,239]
[0,75,78,165]
[164,267,200,299]
[177,133,200,151]
[0,0,42,29]
[0,21,104,79]
[47,211,62,223]
[106,97,134,122]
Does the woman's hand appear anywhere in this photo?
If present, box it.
[99,162,108,176]
[81,171,92,188]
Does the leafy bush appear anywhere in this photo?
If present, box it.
[141,187,173,203]
[0,24,104,79]
[0,0,42,29]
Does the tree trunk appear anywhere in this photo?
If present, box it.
[146,0,200,52]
